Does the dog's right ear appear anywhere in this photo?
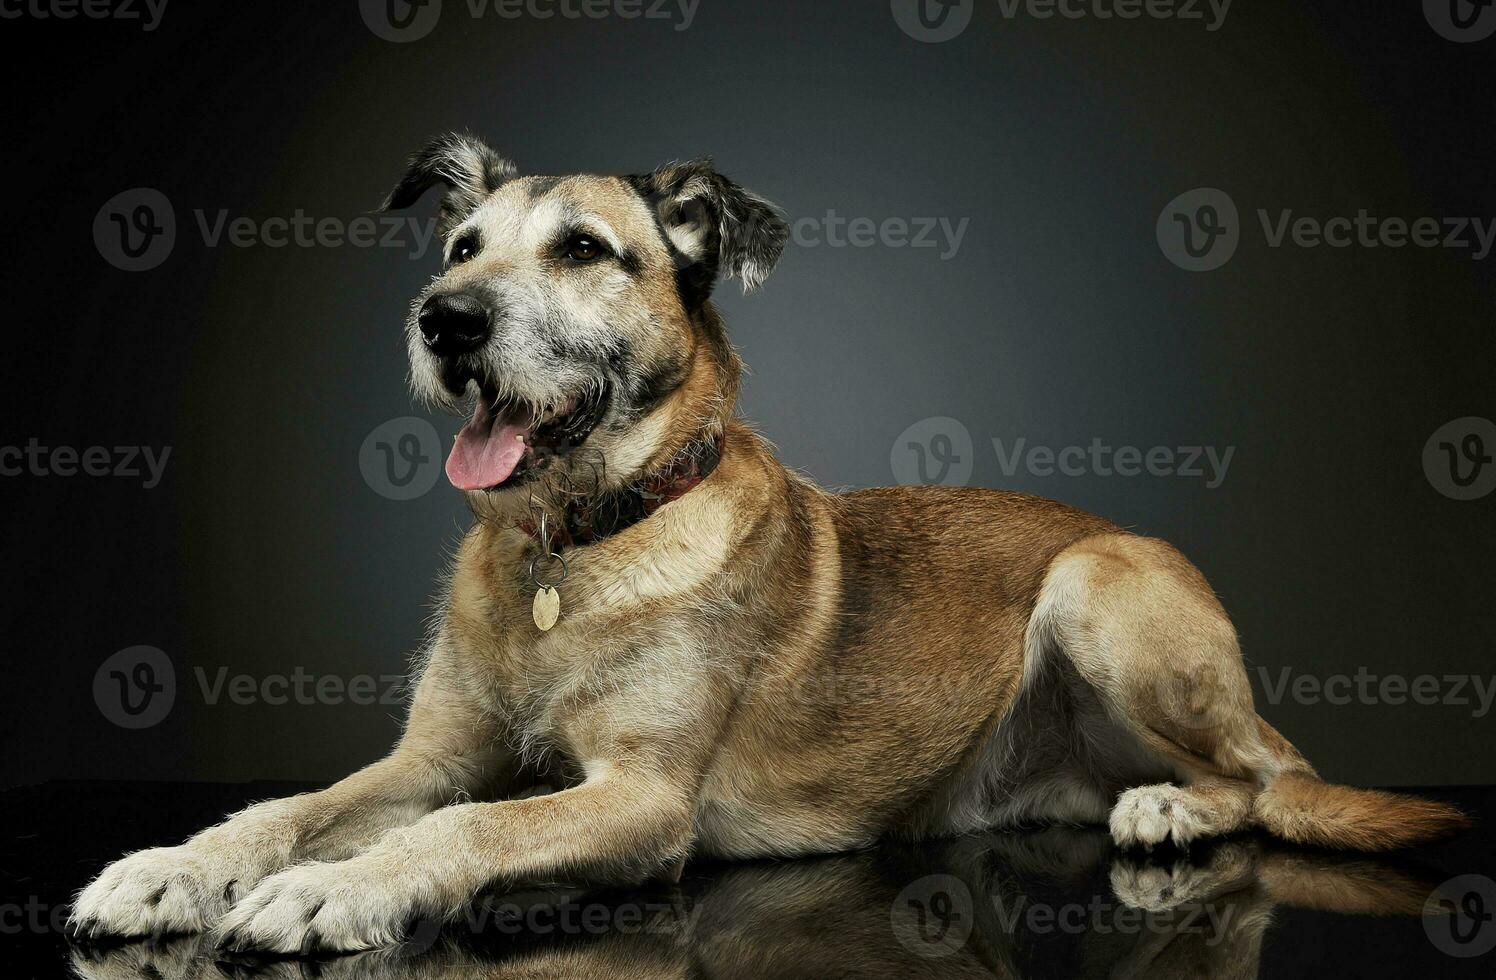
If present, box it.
[628,160,788,308]
[379,132,518,236]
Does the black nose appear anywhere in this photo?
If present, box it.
[418,293,491,357]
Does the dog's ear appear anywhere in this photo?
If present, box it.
[629,160,788,306]
[380,132,518,236]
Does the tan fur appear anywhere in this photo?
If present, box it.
[71,154,1467,953]
[1253,772,1470,851]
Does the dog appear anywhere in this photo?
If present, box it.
[71,132,1467,954]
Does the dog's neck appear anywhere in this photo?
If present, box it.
[517,309,737,552]
[518,434,723,552]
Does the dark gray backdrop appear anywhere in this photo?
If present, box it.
[2,0,1492,790]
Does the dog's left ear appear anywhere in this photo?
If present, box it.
[629,160,788,304]
[380,131,518,236]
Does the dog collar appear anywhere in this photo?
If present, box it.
[517,435,722,553]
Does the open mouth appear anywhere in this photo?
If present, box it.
[445,377,609,492]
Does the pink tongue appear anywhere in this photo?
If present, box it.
[445,400,530,491]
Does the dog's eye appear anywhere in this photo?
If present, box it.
[451,237,480,265]
[564,235,606,263]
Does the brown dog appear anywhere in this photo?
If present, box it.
[71,133,1466,954]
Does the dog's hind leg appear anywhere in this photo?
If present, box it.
[1029,532,1468,850]
[1027,533,1277,849]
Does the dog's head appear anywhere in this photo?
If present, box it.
[381,132,787,510]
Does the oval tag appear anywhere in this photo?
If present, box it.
[532,586,561,631]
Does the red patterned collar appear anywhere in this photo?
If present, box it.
[517,436,722,551]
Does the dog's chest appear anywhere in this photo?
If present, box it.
[473,595,691,767]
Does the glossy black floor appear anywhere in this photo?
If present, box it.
[3,781,1493,979]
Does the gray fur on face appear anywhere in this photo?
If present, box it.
[382,136,786,503]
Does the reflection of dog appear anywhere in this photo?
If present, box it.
[72,133,1465,953]
[69,832,1451,979]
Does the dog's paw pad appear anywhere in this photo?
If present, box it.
[1109,785,1207,849]
[212,862,412,956]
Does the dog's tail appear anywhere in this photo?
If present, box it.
[1254,773,1469,851]
[1250,718,1469,851]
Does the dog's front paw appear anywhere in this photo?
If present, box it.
[213,858,431,956]
[68,935,213,980]
[1109,785,1208,849]
[70,845,268,939]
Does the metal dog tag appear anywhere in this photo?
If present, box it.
[533,586,561,631]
